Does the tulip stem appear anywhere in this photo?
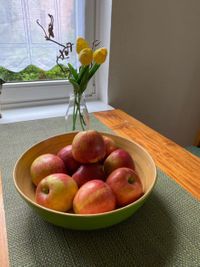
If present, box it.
[72,93,86,131]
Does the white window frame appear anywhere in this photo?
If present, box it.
[1,0,97,109]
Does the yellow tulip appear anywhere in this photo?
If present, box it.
[76,37,89,54]
[93,48,107,64]
[78,48,93,66]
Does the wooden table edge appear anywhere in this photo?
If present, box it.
[0,172,9,267]
[94,109,200,200]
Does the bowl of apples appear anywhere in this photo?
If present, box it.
[13,130,157,230]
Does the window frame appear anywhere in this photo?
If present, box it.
[1,0,97,109]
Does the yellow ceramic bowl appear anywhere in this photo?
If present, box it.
[13,132,157,230]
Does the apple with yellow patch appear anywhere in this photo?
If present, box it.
[106,167,143,207]
[104,149,135,176]
[35,173,78,212]
[72,130,106,164]
[73,180,116,214]
[30,153,66,186]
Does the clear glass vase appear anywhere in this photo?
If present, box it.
[65,92,90,132]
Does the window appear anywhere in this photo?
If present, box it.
[0,0,96,108]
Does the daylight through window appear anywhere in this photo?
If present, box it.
[0,0,85,82]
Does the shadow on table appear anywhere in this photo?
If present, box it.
[26,192,176,267]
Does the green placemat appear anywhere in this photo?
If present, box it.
[0,116,200,267]
[186,145,200,158]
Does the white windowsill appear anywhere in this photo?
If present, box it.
[0,100,113,124]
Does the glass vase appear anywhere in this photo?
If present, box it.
[65,92,90,132]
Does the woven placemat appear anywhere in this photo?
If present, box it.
[0,116,200,267]
[186,145,200,158]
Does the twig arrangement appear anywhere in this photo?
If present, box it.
[36,14,73,75]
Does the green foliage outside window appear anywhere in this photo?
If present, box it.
[0,65,69,82]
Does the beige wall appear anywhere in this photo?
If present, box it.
[96,0,112,103]
[108,0,200,146]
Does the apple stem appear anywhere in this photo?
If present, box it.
[42,187,49,194]
[128,177,135,184]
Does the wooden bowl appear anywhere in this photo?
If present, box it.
[13,132,157,230]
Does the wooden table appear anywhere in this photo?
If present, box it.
[1,109,200,267]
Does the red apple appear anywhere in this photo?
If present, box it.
[106,167,143,207]
[103,135,118,158]
[30,153,66,186]
[72,130,106,164]
[72,163,105,187]
[73,180,116,214]
[104,148,135,176]
[35,173,78,212]
[57,145,80,175]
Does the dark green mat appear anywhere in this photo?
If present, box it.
[186,145,200,158]
[0,116,200,267]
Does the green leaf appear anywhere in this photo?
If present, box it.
[88,63,100,80]
[77,66,89,84]
[80,67,90,93]
[68,63,78,80]
[69,78,80,93]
